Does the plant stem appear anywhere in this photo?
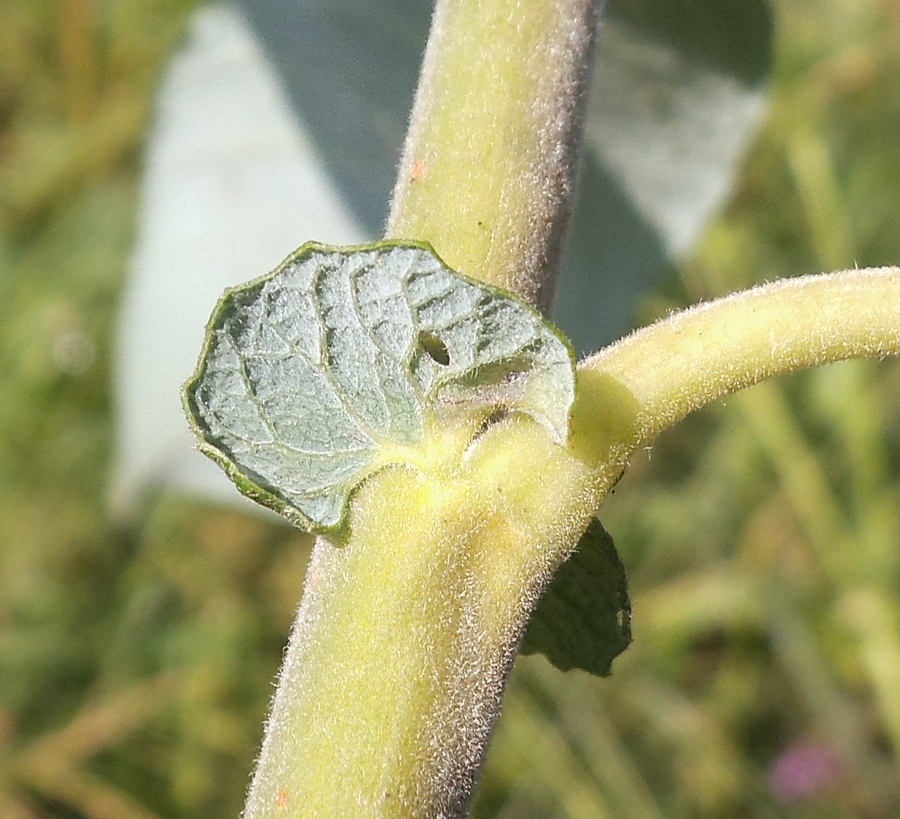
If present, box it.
[242,417,601,818]
[239,0,900,811]
[577,267,900,454]
[242,1,599,816]
[386,0,598,313]
[241,258,900,817]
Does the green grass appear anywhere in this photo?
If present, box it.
[2,0,900,817]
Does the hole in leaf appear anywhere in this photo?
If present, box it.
[418,331,450,366]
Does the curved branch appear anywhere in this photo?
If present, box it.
[578,267,900,450]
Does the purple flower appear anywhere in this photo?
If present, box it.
[769,740,844,802]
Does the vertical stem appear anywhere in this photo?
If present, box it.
[242,424,604,819]
[387,0,598,312]
[242,2,600,817]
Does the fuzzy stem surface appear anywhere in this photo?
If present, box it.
[578,267,900,455]
[242,1,599,816]
[244,268,900,817]
[387,0,598,313]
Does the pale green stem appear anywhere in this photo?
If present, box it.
[242,1,598,817]
[240,0,900,813]
[241,419,602,819]
[386,0,598,312]
[577,267,900,457]
[241,266,900,818]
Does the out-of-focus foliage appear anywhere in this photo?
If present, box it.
[1,1,899,818]
[0,3,311,817]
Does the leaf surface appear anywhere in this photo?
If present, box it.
[183,241,575,530]
[522,518,632,677]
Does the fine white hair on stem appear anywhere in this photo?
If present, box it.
[387,0,600,314]
[581,267,900,446]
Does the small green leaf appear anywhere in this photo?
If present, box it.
[521,518,632,677]
[183,240,575,531]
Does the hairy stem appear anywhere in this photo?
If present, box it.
[387,0,598,312]
[244,267,900,818]
[242,1,599,817]
[242,422,600,819]
[577,267,900,458]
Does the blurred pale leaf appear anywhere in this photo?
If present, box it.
[111,5,366,516]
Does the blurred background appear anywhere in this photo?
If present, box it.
[2,0,900,817]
